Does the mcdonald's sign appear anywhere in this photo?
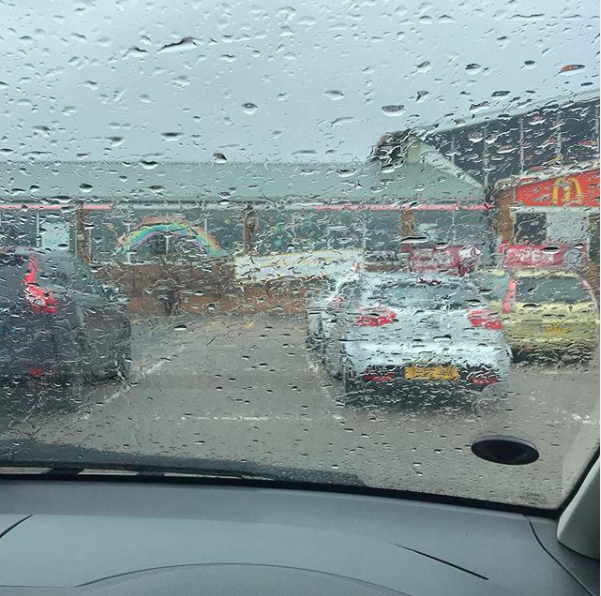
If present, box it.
[515,169,600,207]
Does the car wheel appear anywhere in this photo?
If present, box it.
[342,372,359,399]
[114,343,132,380]
[341,361,368,407]
[323,341,341,378]
[102,343,132,381]
[315,335,326,360]
[341,377,370,407]
[305,331,316,348]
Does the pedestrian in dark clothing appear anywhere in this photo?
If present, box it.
[163,287,181,315]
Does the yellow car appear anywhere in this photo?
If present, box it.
[471,268,600,358]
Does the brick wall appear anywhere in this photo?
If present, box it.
[95,258,309,315]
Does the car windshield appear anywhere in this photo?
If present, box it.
[517,277,590,304]
[0,0,599,511]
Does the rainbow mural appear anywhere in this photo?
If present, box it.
[115,217,224,257]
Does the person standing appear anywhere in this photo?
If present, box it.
[243,203,258,254]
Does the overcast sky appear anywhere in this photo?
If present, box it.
[0,0,598,163]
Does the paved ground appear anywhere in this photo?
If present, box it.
[0,314,598,509]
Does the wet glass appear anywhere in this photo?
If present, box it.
[516,277,589,303]
[368,282,481,307]
[0,0,599,509]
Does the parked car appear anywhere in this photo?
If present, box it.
[469,268,511,304]
[0,248,131,386]
[473,268,600,359]
[322,273,511,405]
[306,267,362,354]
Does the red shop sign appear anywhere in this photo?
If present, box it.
[500,243,586,268]
[515,170,600,207]
[407,245,482,275]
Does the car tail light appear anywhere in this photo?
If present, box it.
[23,256,58,314]
[502,278,517,314]
[470,371,500,386]
[354,308,397,327]
[29,365,44,378]
[362,371,396,383]
[468,308,502,330]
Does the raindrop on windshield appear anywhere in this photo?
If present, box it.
[381,105,405,116]
[324,90,344,101]
[242,103,258,115]
[158,37,197,53]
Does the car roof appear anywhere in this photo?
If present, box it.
[0,246,74,260]
[0,246,35,256]
[472,268,508,277]
[473,267,581,280]
[512,268,581,279]
[361,272,467,286]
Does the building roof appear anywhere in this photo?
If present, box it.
[492,160,600,191]
[374,96,600,188]
[0,142,483,206]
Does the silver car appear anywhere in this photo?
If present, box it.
[323,273,512,406]
[306,269,362,354]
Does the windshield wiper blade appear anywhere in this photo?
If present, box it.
[2,462,277,481]
[0,439,365,486]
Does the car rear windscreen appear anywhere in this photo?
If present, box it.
[516,277,589,303]
[471,273,510,301]
[0,254,28,298]
[369,282,482,308]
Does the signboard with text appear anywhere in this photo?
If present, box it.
[406,245,482,275]
[234,249,363,283]
[516,170,600,208]
[500,243,586,268]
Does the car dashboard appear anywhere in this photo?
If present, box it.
[0,478,597,595]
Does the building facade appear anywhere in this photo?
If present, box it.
[1,139,487,271]
[493,164,600,269]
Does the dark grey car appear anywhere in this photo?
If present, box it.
[0,248,131,384]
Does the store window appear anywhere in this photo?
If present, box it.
[547,211,588,244]
[514,211,547,244]
[39,216,71,251]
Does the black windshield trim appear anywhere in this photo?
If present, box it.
[0,472,561,519]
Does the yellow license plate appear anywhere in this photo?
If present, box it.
[405,365,460,382]
[542,324,570,335]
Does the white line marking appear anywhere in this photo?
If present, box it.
[190,415,314,422]
[97,344,188,408]
[302,350,347,422]
[142,358,170,377]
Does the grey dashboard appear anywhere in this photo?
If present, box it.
[0,479,598,595]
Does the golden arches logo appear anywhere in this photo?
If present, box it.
[552,177,583,205]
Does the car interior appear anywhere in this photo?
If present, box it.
[0,449,598,595]
[0,0,599,594]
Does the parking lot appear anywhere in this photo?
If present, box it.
[1,313,598,508]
